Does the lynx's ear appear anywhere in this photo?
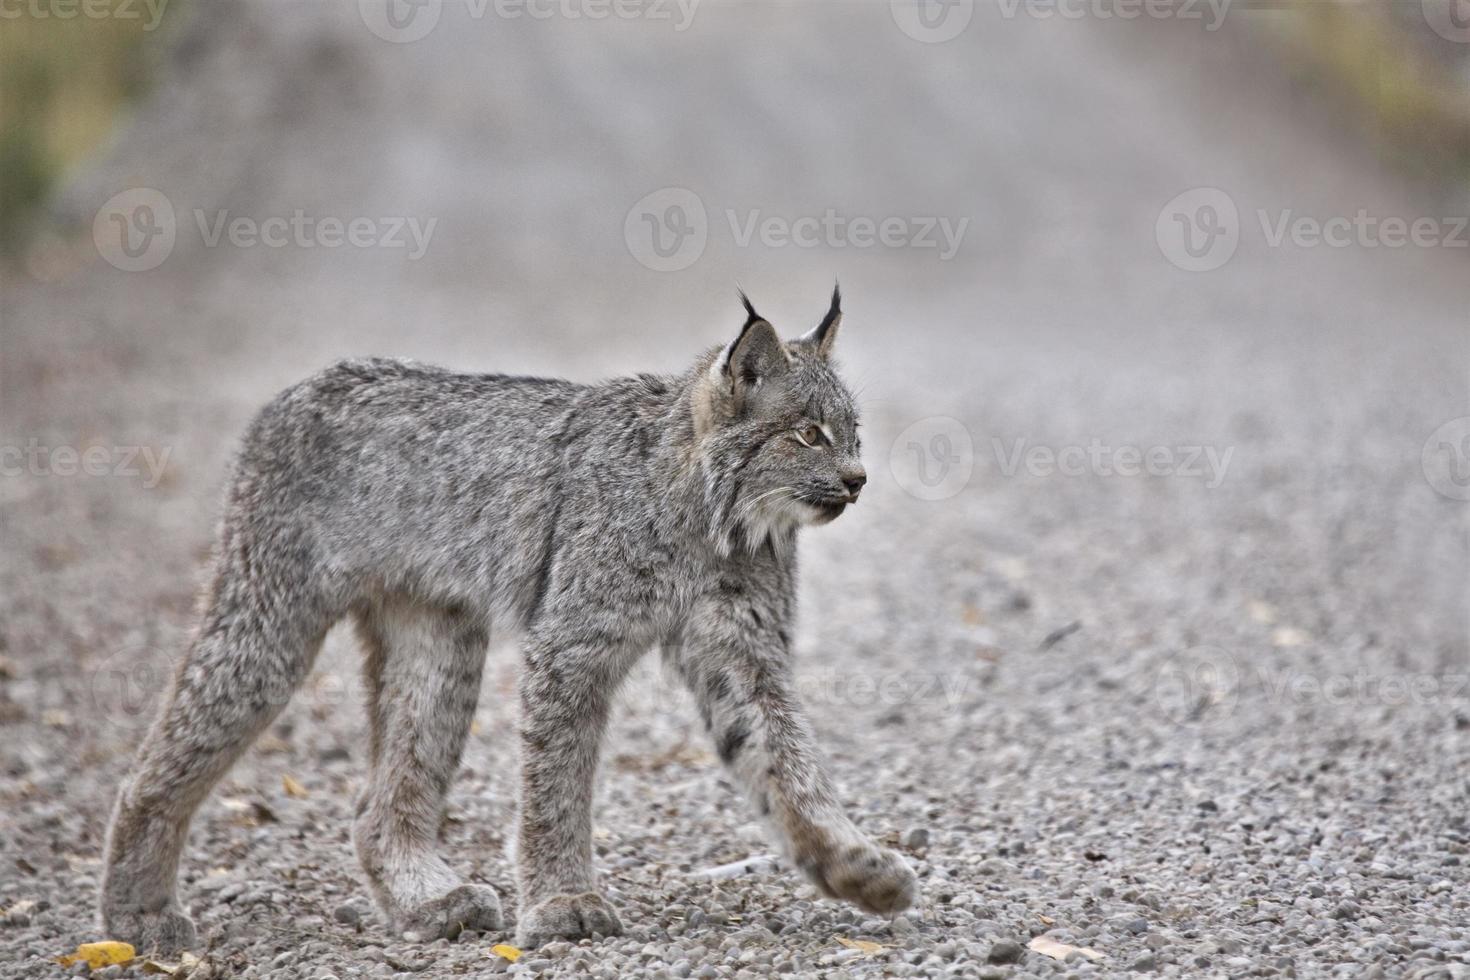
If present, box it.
[797,282,842,358]
[710,292,789,407]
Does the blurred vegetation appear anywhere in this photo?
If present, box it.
[1266,1,1470,187]
[0,0,182,254]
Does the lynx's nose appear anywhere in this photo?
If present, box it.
[842,471,867,500]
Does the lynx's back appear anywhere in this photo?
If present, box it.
[224,357,691,627]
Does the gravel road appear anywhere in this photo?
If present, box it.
[2,2,1468,978]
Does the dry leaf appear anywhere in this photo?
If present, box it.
[1271,626,1309,648]
[1247,600,1277,625]
[470,719,483,736]
[961,605,985,626]
[1028,935,1103,962]
[836,937,889,956]
[220,797,277,826]
[996,557,1029,581]
[57,941,136,968]
[142,951,200,976]
[282,775,308,798]
[490,944,522,962]
[255,733,290,754]
[1038,913,1055,926]
[4,899,36,917]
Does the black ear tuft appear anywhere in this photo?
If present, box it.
[801,281,843,356]
[738,289,762,327]
[819,282,841,334]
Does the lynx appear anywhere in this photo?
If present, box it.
[101,288,918,951]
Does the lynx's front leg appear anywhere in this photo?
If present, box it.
[668,596,918,916]
[514,635,627,948]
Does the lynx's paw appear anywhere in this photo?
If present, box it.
[515,892,623,948]
[401,884,503,940]
[101,905,197,955]
[804,840,919,916]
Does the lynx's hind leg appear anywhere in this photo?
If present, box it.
[352,597,501,940]
[101,563,333,953]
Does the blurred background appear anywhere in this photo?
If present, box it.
[2,1,1468,977]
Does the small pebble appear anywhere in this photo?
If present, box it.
[988,940,1023,964]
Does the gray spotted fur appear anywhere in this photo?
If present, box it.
[100,289,917,951]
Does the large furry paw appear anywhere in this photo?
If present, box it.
[803,840,918,916]
[401,884,503,940]
[515,892,622,948]
[101,905,197,954]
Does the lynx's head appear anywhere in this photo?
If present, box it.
[692,286,865,550]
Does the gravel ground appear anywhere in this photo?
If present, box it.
[2,2,1468,978]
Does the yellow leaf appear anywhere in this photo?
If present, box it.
[282,775,308,798]
[490,944,522,963]
[836,937,889,956]
[57,941,136,968]
[1028,935,1104,962]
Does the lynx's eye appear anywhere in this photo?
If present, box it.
[794,424,827,448]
